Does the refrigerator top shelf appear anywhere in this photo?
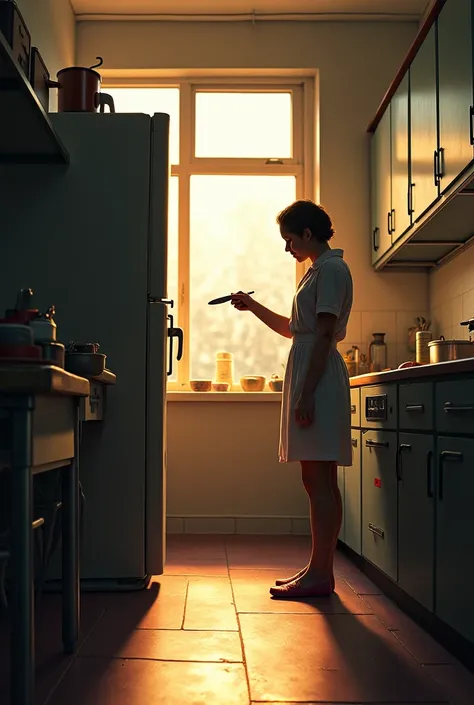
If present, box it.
[0,30,69,165]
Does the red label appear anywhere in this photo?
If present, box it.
[374,478,382,488]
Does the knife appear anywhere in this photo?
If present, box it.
[208,291,255,305]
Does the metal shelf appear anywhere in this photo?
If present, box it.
[0,30,68,164]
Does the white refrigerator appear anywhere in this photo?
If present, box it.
[0,113,182,587]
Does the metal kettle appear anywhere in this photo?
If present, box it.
[47,57,115,114]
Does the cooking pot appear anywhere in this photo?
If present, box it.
[428,336,474,364]
[47,57,115,113]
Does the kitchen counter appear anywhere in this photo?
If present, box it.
[350,357,474,387]
[92,369,116,385]
[0,364,89,396]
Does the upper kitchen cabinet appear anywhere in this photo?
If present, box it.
[390,73,411,243]
[410,24,439,222]
[371,109,392,264]
[437,0,474,191]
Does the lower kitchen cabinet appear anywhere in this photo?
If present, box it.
[398,433,435,611]
[337,465,345,542]
[344,430,362,554]
[436,436,474,643]
[361,430,398,581]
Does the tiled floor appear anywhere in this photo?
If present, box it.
[1,535,474,704]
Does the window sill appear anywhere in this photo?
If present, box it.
[167,391,282,402]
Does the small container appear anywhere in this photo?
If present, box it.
[240,375,266,392]
[369,333,387,372]
[190,379,212,392]
[215,351,234,386]
[358,353,369,375]
[416,330,432,364]
[211,382,230,392]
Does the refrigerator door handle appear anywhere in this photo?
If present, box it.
[149,296,174,307]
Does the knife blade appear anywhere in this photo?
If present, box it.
[208,291,255,305]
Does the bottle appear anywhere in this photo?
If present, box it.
[215,351,234,386]
[369,333,387,372]
[359,353,369,375]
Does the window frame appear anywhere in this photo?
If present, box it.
[103,77,315,391]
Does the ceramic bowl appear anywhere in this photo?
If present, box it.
[240,375,266,392]
[211,382,230,392]
[269,379,283,392]
[190,379,212,392]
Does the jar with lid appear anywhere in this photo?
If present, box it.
[215,351,234,387]
[369,333,387,372]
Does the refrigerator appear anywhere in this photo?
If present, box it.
[0,113,182,587]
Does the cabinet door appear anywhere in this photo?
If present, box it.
[371,109,392,264]
[410,25,439,220]
[361,430,398,581]
[398,433,435,612]
[337,466,345,542]
[438,0,474,191]
[390,73,411,242]
[436,436,474,642]
[345,431,362,554]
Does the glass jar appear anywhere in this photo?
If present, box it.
[215,351,234,386]
[369,333,387,372]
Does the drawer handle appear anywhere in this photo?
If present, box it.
[444,402,474,413]
[438,450,463,500]
[350,404,356,414]
[365,440,389,449]
[405,404,424,412]
[351,437,358,447]
[368,523,384,539]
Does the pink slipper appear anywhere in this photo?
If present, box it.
[276,573,336,591]
[270,579,333,599]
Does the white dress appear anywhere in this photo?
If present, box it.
[279,248,353,466]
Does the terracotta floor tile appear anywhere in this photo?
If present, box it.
[361,594,419,631]
[392,626,457,665]
[239,612,445,703]
[423,663,474,705]
[225,534,311,570]
[230,569,373,615]
[80,627,242,662]
[334,560,383,595]
[184,577,238,631]
[46,657,249,705]
[165,535,229,576]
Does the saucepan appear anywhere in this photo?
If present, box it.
[47,57,115,114]
[428,336,474,364]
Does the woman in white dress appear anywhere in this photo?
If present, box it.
[231,200,353,599]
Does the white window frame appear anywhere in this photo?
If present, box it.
[103,77,315,391]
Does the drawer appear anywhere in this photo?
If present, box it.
[350,387,360,427]
[344,430,362,554]
[361,384,397,430]
[361,429,398,581]
[80,382,104,422]
[435,379,474,435]
[399,382,434,431]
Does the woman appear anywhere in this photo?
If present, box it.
[231,199,353,599]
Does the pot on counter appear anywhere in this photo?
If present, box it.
[428,336,474,364]
[47,57,115,113]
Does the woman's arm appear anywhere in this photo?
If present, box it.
[231,292,292,338]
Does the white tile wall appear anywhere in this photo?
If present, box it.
[429,246,474,340]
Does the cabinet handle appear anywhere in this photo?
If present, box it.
[444,402,474,413]
[368,523,384,539]
[397,443,412,481]
[365,440,389,449]
[470,105,474,146]
[407,183,415,215]
[372,227,379,252]
[426,450,434,498]
[350,404,356,413]
[391,209,395,233]
[438,147,444,179]
[387,211,392,235]
[433,149,440,187]
[438,450,463,500]
[405,403,424,413]
[351,437,358,447]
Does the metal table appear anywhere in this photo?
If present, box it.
[0,366,89,705]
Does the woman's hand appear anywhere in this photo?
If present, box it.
[295,392,314,427]
[231,292,255,312]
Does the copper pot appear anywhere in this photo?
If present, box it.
[47,57,115,113]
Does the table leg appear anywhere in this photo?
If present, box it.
[10,398,34,705]
[61,402,80,654]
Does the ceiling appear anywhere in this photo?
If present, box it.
[72,0,431,20]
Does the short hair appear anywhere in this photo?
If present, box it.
[276,200,335,242]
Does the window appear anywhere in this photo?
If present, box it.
[103,80,314,390]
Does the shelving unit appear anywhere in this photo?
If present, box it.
[0,30,68,164]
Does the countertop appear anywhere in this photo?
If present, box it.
[0,365,90,396]
[350,357,474,388]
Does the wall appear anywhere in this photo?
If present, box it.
[78,20,429,530]
[17,0,75,109]
[429,247,474,340]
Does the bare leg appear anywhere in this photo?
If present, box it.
[271,461,340,597]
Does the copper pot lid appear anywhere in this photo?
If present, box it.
[56,57,104,81]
